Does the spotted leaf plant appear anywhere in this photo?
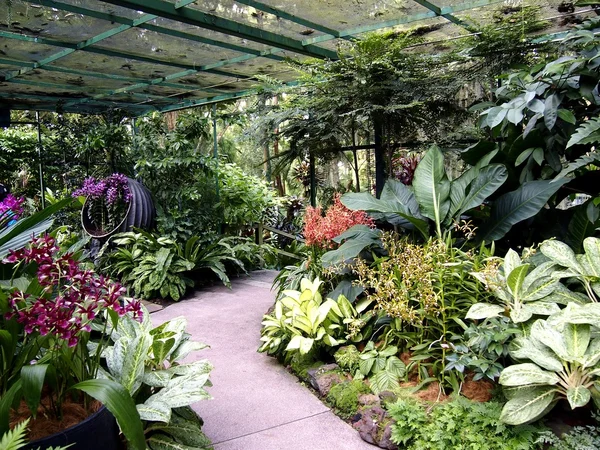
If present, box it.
[498,302,600,425]
[467,247,561,323]
[539,238,600,303]
[95,307,214,450]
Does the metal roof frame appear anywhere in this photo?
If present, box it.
[0,0,587,115]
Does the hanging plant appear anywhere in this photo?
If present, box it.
[72,173,131,235]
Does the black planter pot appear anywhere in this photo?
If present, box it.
[24,406,120,450]
[81,178,155,239]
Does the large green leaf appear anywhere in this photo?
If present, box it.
[499,363,560,386]
[73,379,146,450]
[465,303,505,320]
[413,146,450,236]
[0,381,22,435]
[451,164,507,220]
[370,370,399,394]
[21,364,48,417]
[540,240,583,274]
[509,337,563,372]
[507,264,530,299]
[531,320,570,362]
[583,237,600,277]
[567,205,600,253]
[565,323,590,361]
[567,386,591,409]
[341,181,429,238]
[500,386,556,425]
[322,226,381,268]
[118,332,153,394]
[477,179,569,242]
[0,197,73,258]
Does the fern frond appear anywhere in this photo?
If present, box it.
[567,116,600,148]
[0,419,29,450]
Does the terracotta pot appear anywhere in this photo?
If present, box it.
[24,406,120,450]
[81,178,155,239]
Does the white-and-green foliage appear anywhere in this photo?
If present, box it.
[468,238,600,324]
[97,309,213,450]
[467,248,561,323]
[466,238,600,426]
[498,302,600,425]
[259,277,370,357]
[356,341,406,394]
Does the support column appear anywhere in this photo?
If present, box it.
[36,111,46,209]
[309,152,316,207]
[373,115,385,198]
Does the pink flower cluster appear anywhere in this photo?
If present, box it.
[0,194,25,221]
[303,194,374,248]
[72,173,132,205]
[4,235,142,347]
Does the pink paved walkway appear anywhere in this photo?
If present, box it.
[152,270,372,450]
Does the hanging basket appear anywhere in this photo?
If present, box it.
[81,178,155,239]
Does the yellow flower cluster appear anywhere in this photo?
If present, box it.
[353,233,451,325]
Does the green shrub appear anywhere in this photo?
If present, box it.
[334,345,361,372]
[326,380,371,419]
[388,397,545,449]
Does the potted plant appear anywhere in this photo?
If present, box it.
[0,234,147,450]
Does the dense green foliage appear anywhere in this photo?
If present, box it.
[388,397,544,449]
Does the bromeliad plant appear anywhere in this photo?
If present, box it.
[0,234,146,449]
[73,173,132,233]
[498,302,600,425]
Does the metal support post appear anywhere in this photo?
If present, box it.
[36,111,46,209]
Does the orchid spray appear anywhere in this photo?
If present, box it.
[4,235,142,418]
[73,173,132,234]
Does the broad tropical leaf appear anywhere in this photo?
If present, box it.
[413,146,450,236]
[73,379,146,450]
[500,386,556,425]
[477,179,569,242]
[499,363,560,386]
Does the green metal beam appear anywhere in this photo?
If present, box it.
[0,56,228,93]
[233,0,342,38]
[0,92,154,113]
[26,0,286,62]
[0,30,252,81]
[99,0,338,59]
[6,78,167,102]
[410,0,474,31]
[3,9,168,81]
[314,0,506,39]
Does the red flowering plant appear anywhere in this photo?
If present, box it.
[304,194,374,249]
[0,234,143,425]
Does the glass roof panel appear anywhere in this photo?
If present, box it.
[0,1,131,43]
[180,0,330,41]
[257,0,432,31]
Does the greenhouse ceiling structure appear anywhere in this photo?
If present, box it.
[0,0,594,115]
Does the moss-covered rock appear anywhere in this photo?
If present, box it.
[327,380,371,419]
